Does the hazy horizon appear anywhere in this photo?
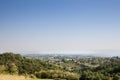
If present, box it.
[0,0,120,54]
[1,50,120,57]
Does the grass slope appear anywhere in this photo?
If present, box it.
[0,74,53,80]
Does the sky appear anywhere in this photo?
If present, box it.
[0,0,120,54]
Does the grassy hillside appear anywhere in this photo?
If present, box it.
[0,74,30,80]
[0,53,79,80]
[0,52,120,80]
[0,74,53,80]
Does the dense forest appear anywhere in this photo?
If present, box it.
[0,52,120,80]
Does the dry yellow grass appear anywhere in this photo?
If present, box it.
[0,74,53,80]
[0,74,31,80]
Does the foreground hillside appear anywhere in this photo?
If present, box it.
[0,74,53,80]
[0,74,29,80]
[0,52,120,80]
[0,53,79,80]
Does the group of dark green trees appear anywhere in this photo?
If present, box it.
[0,52,120,80]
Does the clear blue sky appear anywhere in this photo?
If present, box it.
[0,0,120,53]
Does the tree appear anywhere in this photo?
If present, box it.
[7,63,18,74]
[113,75,120,80]
[0,65,6,73]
